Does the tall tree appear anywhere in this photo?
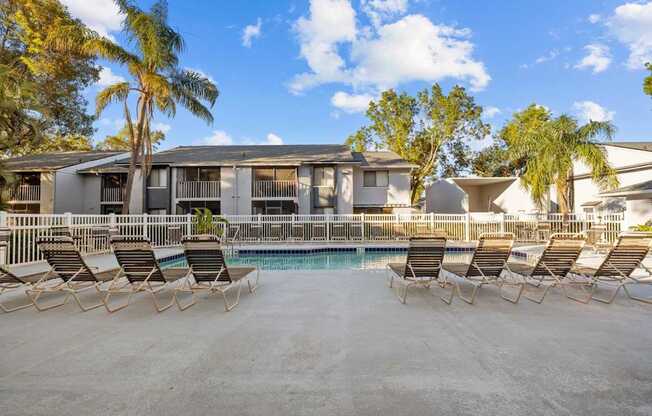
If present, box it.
[0,0,99,156]
[505,106,618,213]
[645,63,652,99]
[347,85,489,204]
[90,0,218,213]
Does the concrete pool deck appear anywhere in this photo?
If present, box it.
[1,269,652,416]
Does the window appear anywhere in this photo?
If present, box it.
[102,173,125,188]
[101,204,122,215]
[147,168,167,187]
[252,200,297,215]
[175,200,220,215]
[363,170,389,187]
[313,167,334,187]
[179,167,220,182]
[253,168,296,181]
[18,173,40,186]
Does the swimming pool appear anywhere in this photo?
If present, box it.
[161,248,481,271]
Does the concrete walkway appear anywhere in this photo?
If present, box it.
[1,269,651,415]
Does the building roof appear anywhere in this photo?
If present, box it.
[2,151,124,172]
[352,151,417,169]
[600,179,652,197]
[140,145,358,166]
[79,146,415,172]
[604,141,652,152]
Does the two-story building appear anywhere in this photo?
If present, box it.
[1,151,128,214]
[81,145,416,215]
[1,145,416,215]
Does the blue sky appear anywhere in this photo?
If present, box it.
[62,0,652,150]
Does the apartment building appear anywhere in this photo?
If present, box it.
[1,151,128,214]
[1,145,416,215]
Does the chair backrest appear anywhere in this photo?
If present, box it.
[37,236,96,282]
[110,236,166,283]
[531,233,586,277]
[51,226,73,238]
[594,232,652,277]
[182,235,231,283]
[403,235,447,278]
[465,232,515,278]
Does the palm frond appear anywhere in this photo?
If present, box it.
[95,82,131,116]
[170,69,219,106]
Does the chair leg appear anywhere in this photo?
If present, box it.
[524,281,554,304]
[457,280,482,305]
[247,268,260,294]
[148,284,174,313]
[68,284,105,312]
[216,280,242,312]
[623,283,652,304]
[591,281,622,304]
[498,281,524,304]
[0,287,33,313]
[562,281,595,304]
[439,272,456,305]
[25,287,71,312]
[174,279,197,311]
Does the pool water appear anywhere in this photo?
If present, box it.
[162,250,475,271]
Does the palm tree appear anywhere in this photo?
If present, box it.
[90,0,218,213]
[507,114,618,214]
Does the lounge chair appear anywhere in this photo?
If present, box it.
[104,236,185,313]
[26,236,105,312]
[386,235,447,304]
[507,233,587,304]
[440,232,522,304]
[174,235,259,311]
[572,232,652,304]
[0,266,33,312]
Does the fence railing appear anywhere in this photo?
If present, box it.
[101,187,124,203]
[0,212,625,266]
[176,181,221,199]
[4,185,41,202]
[252,180,297,198]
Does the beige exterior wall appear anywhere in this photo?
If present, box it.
[39,172,55,214]
[336,166,353,214]
[352,167,411,209]
[625,197,652,228]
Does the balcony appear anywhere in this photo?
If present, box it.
[176,180,221,199]
[101,187,124,203]
[6,184,41,202]
[253,180,297,198]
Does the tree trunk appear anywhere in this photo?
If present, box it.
[121,160,137,214]
[556,180,570,215]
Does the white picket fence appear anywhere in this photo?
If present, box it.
[0,212,625,266]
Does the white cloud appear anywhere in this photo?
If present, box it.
[535,49,560,64]
[60,0,122,39]
[574,44,611,73]
[330,91,374,113]
[202,130,233,145]
[483,106,501,119]
[242,18,262,47]
[608,2,652,69]
[152,122,171,134]
[184,67,216,84]
[200,131,283,146]
[588,14,602,24]
[573,101,615,123]
[265,133,284,145]
[290,0,357,93]
[362,0,408,27]
[97,67,126,86]
[290,1,490,95]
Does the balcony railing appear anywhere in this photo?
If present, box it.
[176,180,221,199]
[253,180,297,198]
[5,184,41,202]
[101,187,124,203]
